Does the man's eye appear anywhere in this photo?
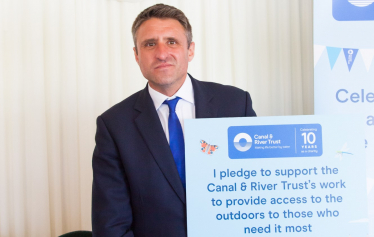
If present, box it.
[168,41,176,45]
[145,43,155,47]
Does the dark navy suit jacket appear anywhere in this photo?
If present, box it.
[92,75,256,237]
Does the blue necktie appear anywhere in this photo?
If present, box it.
[163,97,185,188]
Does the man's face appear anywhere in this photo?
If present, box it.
[134,18,195,96]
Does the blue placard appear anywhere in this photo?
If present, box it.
[185,115,367,237]
[228,124,323,159]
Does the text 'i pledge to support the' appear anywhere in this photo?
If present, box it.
[214,167,328,180]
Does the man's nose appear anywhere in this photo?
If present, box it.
[155,43,169,61]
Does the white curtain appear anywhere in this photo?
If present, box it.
[0,0,313,236]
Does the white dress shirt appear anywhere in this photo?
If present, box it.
[148,75,195,143]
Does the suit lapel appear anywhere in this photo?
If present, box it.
[134,86,186,204]
[133,77,215,204]
[190,75,218,119]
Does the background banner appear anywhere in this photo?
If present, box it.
[314,0,374,235]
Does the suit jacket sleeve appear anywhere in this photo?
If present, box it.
[245,92,257,117]
[92,116,134,237]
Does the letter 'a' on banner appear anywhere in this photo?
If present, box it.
[314,0,374,236]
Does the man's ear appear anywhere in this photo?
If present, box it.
[188,42,195,62]
[133,47,139,64]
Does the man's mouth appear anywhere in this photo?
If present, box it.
[155,63,173,69]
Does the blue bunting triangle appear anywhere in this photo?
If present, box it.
[326,47,342,69]
[343,48,359,71]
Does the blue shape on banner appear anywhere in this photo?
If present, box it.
[326,47,342,69]
[343,48,359,71]
[333,0,374,21]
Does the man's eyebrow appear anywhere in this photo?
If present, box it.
[166,37,178,42]
[140,37,179,46]
[140,38,157,45]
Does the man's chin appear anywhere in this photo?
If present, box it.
[150,80,175,89]
[150,75,175,85]
[147,75,186,96]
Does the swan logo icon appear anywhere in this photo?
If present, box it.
[333,0,374,21]
[233,133,252,152]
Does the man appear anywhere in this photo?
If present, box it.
[92,4,256,237]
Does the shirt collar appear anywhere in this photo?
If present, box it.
[148,74,195,110]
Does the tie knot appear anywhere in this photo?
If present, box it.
[163,97,181,113]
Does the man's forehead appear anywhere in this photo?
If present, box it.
[136,18,187,41]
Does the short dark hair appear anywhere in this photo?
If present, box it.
[132,4,193,52]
